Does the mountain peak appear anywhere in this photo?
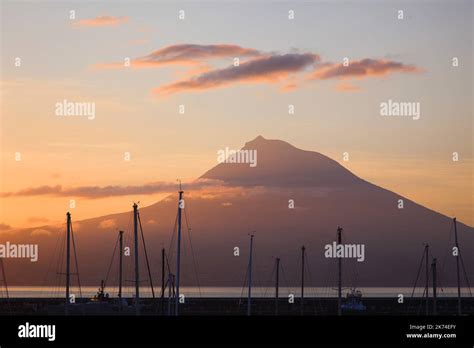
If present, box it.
[201,137,361,187]
[244,135,294,149]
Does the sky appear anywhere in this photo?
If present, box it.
[0,0,472,228]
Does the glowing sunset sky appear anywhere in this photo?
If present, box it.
[0,0,472,228]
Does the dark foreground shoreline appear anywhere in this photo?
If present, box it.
[1,297,473,316]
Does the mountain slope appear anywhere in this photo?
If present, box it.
[1,136,472,288]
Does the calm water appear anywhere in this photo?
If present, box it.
[1,286,470,298]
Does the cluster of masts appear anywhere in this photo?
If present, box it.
[60,200,473,317]
[1,188,467,316]
[62,189,186,316]
[410,218,470,316]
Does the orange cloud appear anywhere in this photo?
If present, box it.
[280,82,298,92]
[308,58,422,80]
[95,44,261,69]
[0,179,227,199]
[73,15,129,28]
[98,218,118,230]
[335,82,361,92]
[153,53,319,95]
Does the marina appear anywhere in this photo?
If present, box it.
[0,192,471,317]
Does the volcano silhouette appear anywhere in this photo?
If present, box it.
[2,136,473,288]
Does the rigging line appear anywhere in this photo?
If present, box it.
[167,212,179,268]
[410,247,425,299]
[103,232,120,289]
[304,251,322,314]
[279,262,293,296]
[253,246,265,297]
[70,222,83,299]
[159,252,170,299]
[304,252,321,314]
[40,224,62,297]
[238,257,250,307]
[55,225,66,297]
[263,260,276,298]
[138,212,155,298]
[428,248,446,298]
[439,223,453,294]
[165,253,172,275]
[184,208,202,298]
[412,285,426,315]
[458,252,472,296]
[407,245,426,315]
[123,211,133,297]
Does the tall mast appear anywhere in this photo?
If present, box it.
[247,233,254,316]
[301,246,305,315]
[118,231,124,306]
[453,217,462,315]
[175,188,184,316]
[425,244,429,316]
[432,257,437,316]
[0,258,8,298]
[66,212,71,315]
[161,248,165,315]
[133,203,140,315]
[337,227,342,316]
[275,257,280,316]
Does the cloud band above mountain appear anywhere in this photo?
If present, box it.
[94,43,423,94]
[308,58,422,80]
[153,53,319,95]
[0,179,226,199]
[95,44,261,69]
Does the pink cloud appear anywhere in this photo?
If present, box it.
[153,53,320,95]
[308,58,422,80]
[95,44,261,69]
[73,15,129,28]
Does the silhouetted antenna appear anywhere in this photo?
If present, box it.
[247,233,255,316]
[66,212,71,315]
[337,227,343,316]
[432,258,437,315]
[425,244,429,316]
[175,187,184,316]
[133,203,140,315]
[118,231,124,311]
[275,257,280,316]
[301,246,305,316]
[0,258,9,299]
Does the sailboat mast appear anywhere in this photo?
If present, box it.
[175,189,184,316]
[425,244,429,316]
[301,246,305,315]
[247,234,254,316]
[275,257,280,316]
[432,258,437,315]
[66,212,71,315]
[118,231,124,300]
[161,248,165,315]
[454,217,462,315]
[337,227,342,316]
[0,258,8,298]
[133,203,140,315]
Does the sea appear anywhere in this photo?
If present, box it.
[1,286,471,298]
